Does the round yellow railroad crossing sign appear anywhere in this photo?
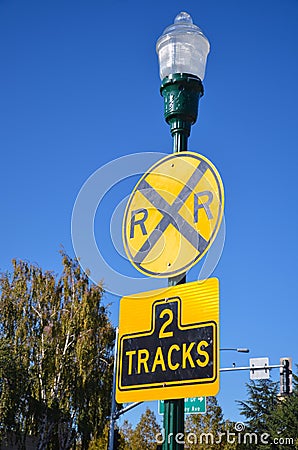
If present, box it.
[122,152,224,278]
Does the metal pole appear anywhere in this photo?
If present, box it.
[220,364,282,372]
[220,348,250,353]
[160,73,204,450]
[163,122,188,450]
[114,401,143,419]
[108,327,119,450]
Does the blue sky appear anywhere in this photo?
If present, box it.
[1,0,298,428]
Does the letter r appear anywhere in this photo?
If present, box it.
[130,209,148,238]
[194,191,213,223]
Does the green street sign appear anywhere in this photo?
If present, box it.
[158,397,206,415]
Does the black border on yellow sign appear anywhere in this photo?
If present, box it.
[122,151,224,278]
[117,296,218,392]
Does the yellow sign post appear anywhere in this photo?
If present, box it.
[116,278,219,403]
[122,152,224,278]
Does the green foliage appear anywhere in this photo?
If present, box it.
[0,252,115,449]
[0,338,31,447]
[130,408,161,449]
[184,397,253,449]
[237,379,279,435]
[185,396,226,449]
[119,420,134,450]
[119,408,161,450]
[237,373,298,449]
[87,423,110,450]
[267,368,298,449]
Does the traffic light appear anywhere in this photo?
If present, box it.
[280,357,292,395]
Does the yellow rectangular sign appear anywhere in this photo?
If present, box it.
[116,278,219,403]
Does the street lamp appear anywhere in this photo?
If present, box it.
[156,11,210,151]
[156,12,210,450]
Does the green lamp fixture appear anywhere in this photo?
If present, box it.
[156,12,210,151]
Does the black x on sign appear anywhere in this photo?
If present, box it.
[122,152,224,278]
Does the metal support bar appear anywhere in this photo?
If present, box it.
[113,402,143,419]
[108,327,119,450]
[220,364,282,372]
[220,348,249,353]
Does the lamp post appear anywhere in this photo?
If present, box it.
[156,12,210,450]
[157,11,210,154]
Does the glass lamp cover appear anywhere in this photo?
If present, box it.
[156,12,210,80]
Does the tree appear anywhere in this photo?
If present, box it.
[236,373,298,449]
[0,252,115,449]
[0,337,31,448]
[185,396,226,449]
[237,379,279,436]
[87,423,126,450]
[120,408,161,450]
[119,420,134,450]
[267,367,298,449]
